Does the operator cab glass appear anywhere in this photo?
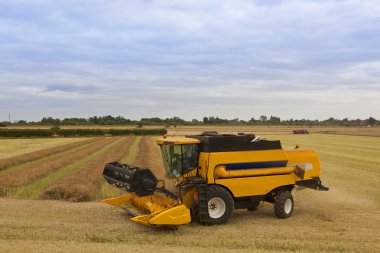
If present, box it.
[160,144,199,178]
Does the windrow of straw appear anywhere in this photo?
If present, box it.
[42,136,135,202]
[0,137,119,193]
[133,136,166,181]
[0,138,98,171]
[133,136,174,190]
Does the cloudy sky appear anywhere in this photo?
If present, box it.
[0,0,379,121]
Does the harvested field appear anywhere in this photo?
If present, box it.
[166,125,380,137]
[0,189,379,253]
[0,137,115,191]
[0,137,90,160]
[42,137,135,201]
[0,138,97,170]
[0,133,379,252]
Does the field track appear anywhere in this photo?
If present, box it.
[0,138,96,170]
[133,136,168,184]
[42,136,135,201]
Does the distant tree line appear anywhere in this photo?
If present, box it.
[1,115,378,127]
[0,128,167,137]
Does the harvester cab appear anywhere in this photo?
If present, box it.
[102,132,329,227]
[158,137,200,179]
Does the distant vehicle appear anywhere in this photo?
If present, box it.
[293,129,309,134]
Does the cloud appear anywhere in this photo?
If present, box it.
[0,0,379,121]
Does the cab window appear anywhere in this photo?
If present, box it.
[160,144,198,178]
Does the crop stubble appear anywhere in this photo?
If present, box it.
[0,138,97,171]
[42,136,135,201]
[0,137,115,193]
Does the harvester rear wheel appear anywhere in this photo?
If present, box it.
[274,190,294,219]
[206,185,234,225]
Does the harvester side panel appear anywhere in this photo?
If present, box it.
[206,150,289,184]
[215,174,296,197]
[285,150,321,180]
[198,152,210,179]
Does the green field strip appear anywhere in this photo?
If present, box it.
[281,142,380,169]
[0,138,103,176]
[120,136,141,163]
[4,138,123,199]
[280,138,380,153]
[95,137,141,200]
[270,135,380,167]
[268,134,380,150]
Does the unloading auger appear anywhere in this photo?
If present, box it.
[102,132,329,227]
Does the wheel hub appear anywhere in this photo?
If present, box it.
[208,197,226,219]
[284,199,292,214]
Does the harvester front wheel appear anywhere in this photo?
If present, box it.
[274,191,294,219]
[207,186,234,225]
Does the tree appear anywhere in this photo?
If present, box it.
[259,115,267,123]
[368,117,376,126]
[269,115,281,124]
[41,117,60,125]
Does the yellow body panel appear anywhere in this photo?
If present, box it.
[102,193,135,207]
[286,150,321,179]
[181,187,197,209]
[103,193,191,226]
[206,150,289,183]
[148,205,191,225]
[202,148,320,197]
[198,152,210,179]
[214,165,295,178]
[215,174,296,197]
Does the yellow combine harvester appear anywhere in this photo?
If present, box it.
[102,132,328,227]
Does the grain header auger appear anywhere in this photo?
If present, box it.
[102,132,329,227]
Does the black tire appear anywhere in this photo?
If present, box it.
[247,201,260,211]
[274,191,294,219]
[205,185,234,225]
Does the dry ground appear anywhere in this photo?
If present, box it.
[0,137,90,159]
[0,190,378,253]
[0,133,379,252]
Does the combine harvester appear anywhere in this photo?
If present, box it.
[102,132,328,227]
